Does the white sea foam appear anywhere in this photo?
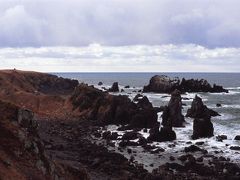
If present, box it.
[104,112,240,170]
[226,87,240,90]
[212,113,236,121]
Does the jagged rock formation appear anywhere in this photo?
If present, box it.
[147,90,182,142]
[71,84,157,128]
[186,95,220,118]
[143,75,228,93]
[162,89,185,127]
[0,100,89,180]
[108,82,119,92]
[186,95,214,139]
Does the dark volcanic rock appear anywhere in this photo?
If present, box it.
[216,103,222,107]
[71,84,158,129]
[192,118,214,139]
[234,135,240,140]
[143,75,228,93]
[147,123,176,142]
[122,131,140,140]
[162,89,185,127]
[143,75,180,93]
[130,108,157,128]
[133,94,143,102]
[184,145,203,153]
[216,135,227,142]
[230,146,240,151]
[98,82,103,86]
[187,95,214,139]
[147,90,181,142]
[108,82,119,92]
[186,95,220,118]
[136,96,153,109]
[102,131,119,140]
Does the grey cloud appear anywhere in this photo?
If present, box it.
[0,0,240,47]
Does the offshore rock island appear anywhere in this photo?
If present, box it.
[0,70,239,180]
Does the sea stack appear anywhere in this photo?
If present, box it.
[108,82,119,92]
[147,90,182,142]
[162,89,185,127]
[187,95,214,139]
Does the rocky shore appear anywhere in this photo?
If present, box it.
[0,70,239,180]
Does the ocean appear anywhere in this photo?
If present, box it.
[54,72,240,170]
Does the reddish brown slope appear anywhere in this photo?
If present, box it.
[0,69,78,118]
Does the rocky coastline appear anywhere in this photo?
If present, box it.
[0,70,239,180]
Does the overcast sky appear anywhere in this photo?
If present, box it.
[0,0,240,72]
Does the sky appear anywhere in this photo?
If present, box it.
[0,0,240,72]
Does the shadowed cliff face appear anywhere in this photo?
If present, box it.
[0,100,89,180]
[70,83,158,128]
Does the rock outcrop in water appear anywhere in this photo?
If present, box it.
[186,95,220,118]
[186,95,214,139]
[108,82,119,92]
[143,75,228,93]
[143,75,180,93]
[147,90,182,142]
[162,89,185,127]
[71,84,158,128]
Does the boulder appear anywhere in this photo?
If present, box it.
[147,123,176,142]
[108,82,119,92]
[98,82,103,86]
[184,145,203,153]
[234,135,240,140]
[122,131,140,140]
[216,135,227,142]
[230,146,240,151]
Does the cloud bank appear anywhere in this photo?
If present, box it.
[1,44,239,72]
[0,0,240,47]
